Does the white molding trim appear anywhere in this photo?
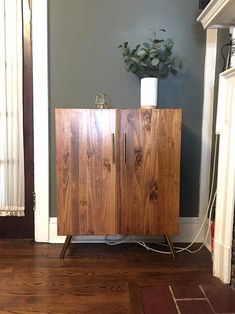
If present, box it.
[198,29,218,239]
[197,0,235,29]
[49,217,205,244]
[32,0,50,242]
[213,68,235,283]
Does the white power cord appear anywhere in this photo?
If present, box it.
[105,235,126,245]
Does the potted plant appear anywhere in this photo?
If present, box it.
[118,30,183,107]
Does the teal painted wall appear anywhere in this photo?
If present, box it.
[48,0,205,217]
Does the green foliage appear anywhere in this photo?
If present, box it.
[118,30,183,80]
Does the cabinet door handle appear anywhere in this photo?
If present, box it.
[112,133,115,164]
[124,133,127,164]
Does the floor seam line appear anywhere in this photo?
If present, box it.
[199,285,216,314]
[169,285,181,314]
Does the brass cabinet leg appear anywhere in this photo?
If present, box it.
[164,235,175,258]
[60,235,72,259]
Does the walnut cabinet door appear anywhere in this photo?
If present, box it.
[119,109,181,235]
[55,109,118,235]
[55,108,181,237]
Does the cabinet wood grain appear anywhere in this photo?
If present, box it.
[55,109,117,235]
[119,109,181,235]
[55,108,181,237]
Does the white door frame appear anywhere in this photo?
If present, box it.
[213,68,235,283]
[32,3,234,284]
[32,0,49,242]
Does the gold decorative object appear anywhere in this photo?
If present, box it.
[95,93,110,109]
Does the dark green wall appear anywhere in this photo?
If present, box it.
[48,0,206,217]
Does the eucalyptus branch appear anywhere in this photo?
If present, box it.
[118,30,183,79]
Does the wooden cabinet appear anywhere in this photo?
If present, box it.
[55,108,181,239]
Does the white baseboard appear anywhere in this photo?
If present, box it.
[48,217,207,244]
[213,239,232,283]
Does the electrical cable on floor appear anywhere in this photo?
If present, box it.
[105,235,126,245]
[135,240,172,254]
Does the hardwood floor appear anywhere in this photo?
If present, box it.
[0,239,226,313]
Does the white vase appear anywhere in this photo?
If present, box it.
[140,77,158,108]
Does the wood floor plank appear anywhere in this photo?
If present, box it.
[0,240,222,314]
[128,282,145,314]
[0,293,129,313]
